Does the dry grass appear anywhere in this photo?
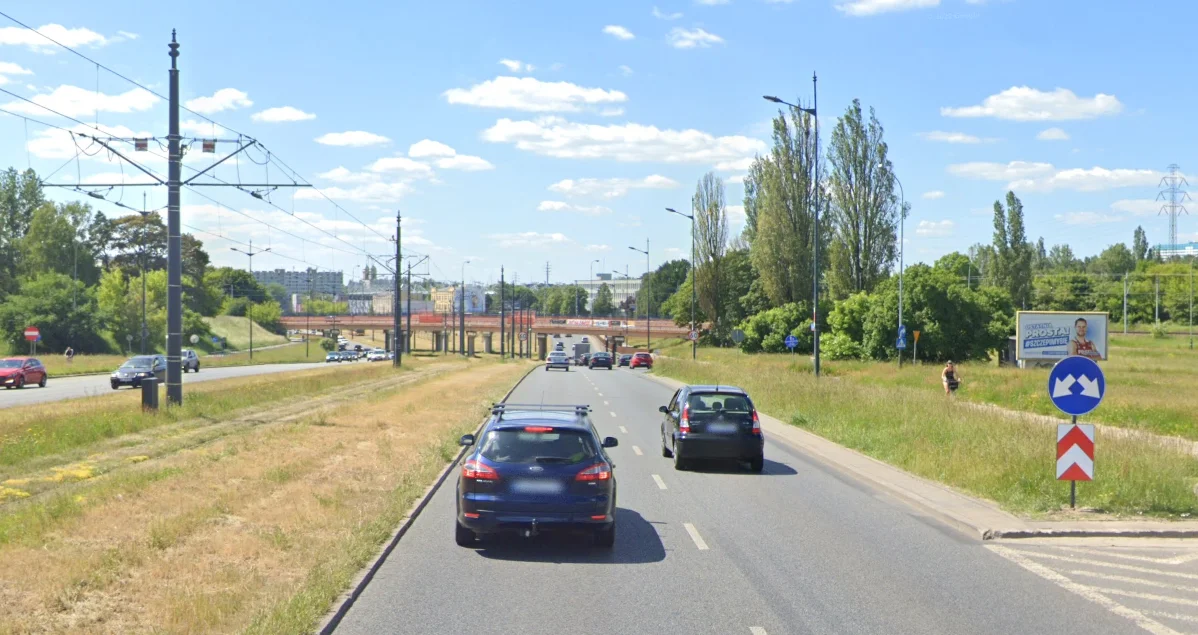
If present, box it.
[0,357,530,633]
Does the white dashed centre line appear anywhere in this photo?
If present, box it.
[619,425,628,433]
[683,523,709,550]
[750,628,769,635]
[632,445,643,456]
[598,392,603,397]
[603,400,609,406]
[651,474,667,490]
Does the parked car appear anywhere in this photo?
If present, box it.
[629,352,653,369]
[618,354,632,367]
[588,352,614,370]
[455,403,618,547]
[0,357,47,389]
[325,352,340,363]
[111,355,167,389]
[660,385,764,472]
[181,348,200,373]
[545,351,570,371]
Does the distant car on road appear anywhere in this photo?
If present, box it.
[354,344,364,352]
[618,354,632,367]
[455,403,618,547]
[581,337,589,343]
[588,352,614,370]
[0,357,47,389]
[554,342,565,351]
[578,353,591,367]
[367,349,388,362]
[325,352,340,363]
[660,385,764,472]
[630,352,653,369]
[111,355,166,389]
[565,334,573,338]
[181,348,200,373]
[545,351,570,371]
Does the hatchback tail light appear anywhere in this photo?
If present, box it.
[462,459,499,480]
[680,404,691,433]
[750,410,762,435]
[575,462,611,481]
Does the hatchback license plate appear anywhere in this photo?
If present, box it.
[708,422,738,434]
[512,479,564,494]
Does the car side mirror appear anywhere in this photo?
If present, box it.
[459,434,475,447]
[602,436,619,448]
[658,405,668,414]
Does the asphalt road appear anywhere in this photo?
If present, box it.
[334,362,1149,635]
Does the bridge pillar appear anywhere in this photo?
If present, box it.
[467,333,476,357]
[432,331,441,353]
[536,333,547,360]
[483,332,493,354]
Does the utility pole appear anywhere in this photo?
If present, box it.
[1123,273,1129,335]
[393,210,401,367]
[1156,164,1190,255]
[165,31,184,404]
[500,267,506,358]
[140,192,149,355]
[231,239,270,360]
[1190,258,1194,350]
[666,207,697,360]
[306,274,312,358]
[545,261,550,286]
[1156,275,1161,324]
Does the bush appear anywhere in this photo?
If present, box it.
[737,302,812,353]
[222,296,250,317]
[1151,322,1170,339]
[822,332,864,360]
[319,338,337,352]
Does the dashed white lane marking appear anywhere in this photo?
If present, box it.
[610,411,617,418]
[683,523,709,551]
[749,628,768,635]
[632,445,643,456]
[604,400,609,406]
[1069,569,1198,594]
[598,392,603,397]
[619,426,628,433]
[652,474,667,490]
[986,546,1180,635]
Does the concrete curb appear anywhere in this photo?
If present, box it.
[316,360,538,635]
[640,370,1198,541]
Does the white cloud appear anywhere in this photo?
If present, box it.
[1055,211,1123,225]
[3,84,158,117]
[27,123,153,161]
[367,156,434,177]
[434,155,494,171]
[444,76,627,113]
[0,62,33,77]
[184,88,251,114]
[180,119,227,136]
[619,65,634,76]
[668,27,724,49]
[835,0,938,16]
[488,232,572,248]
[727,204,746,226]
[652,6,684,19]
[315,131,391,147]
[0,24,110,52]
[915,220,955,237]
[79,171,158,186]
[765,0,796,3]
[538,201,613,216]
[408,139,457,158]
[695,0,730,4]
[1110,199,1166,216]
[483,117,766,164]
[603,25,635,40]
[499,59,534,73]
[600,107,625,117]
[715,157,755,171]
[921,131,994,144]
[1037,127,1070,141]
[115,31,139,41]
[251,106,316,122]
[295,181,412,203]
[585,244,613,252]
[618,215,642,228]
[922,190,945,200]
[549,175,679,199]
[941,87,1123,121]
[948,161,1164,192]
[316,166,379,184]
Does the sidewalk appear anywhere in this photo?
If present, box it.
[644,372,1198,541]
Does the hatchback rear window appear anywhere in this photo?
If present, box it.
[686,392,753,413]
[479,428,598,465]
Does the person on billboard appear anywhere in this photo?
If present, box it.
[1067,317,1102,360]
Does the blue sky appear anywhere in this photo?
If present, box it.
[1,0,1195,286]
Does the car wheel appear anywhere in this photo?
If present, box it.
[747,457,764,473]
[672,442,687,470]
[454,520,476,547]
[195,365,199,373]
[16,377,24,389]
[39,375,46,388]
[661,431,673,458]
[111,383,119,390]
[594,522,616,548]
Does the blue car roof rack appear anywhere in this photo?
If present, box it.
[491,403,591,416]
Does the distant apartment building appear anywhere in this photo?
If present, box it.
[253,268,343,298]
[575,273,641,312]
[1157,242,1198,259]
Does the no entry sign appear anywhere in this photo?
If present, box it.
[1057,424,1094,482]
[24,326,39,341]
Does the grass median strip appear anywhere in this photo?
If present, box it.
[653,353,1198,519]
[0,358,531,633]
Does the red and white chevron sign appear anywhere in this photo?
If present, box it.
[1056,424,1095,481]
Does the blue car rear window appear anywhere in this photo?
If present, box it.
[479,429,597,465]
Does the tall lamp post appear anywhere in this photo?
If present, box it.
[885,166,906,368]
[231,240,270,360]
[764,72,822,377]
[460,259,471,356]
[666,207,697,360]
[629,240,650,352]
[589,259,599,317]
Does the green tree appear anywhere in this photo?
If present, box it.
[182,234,210,283]
[826,99,899,298]
[206,267,268,303]
[1133,226,1151,262]
[693,172,729,334]
[97,268,142,352]
[0,272,105,353]
[1046,244,1082,272]
[1032,237,1048,272]
[990,192,1032,308]
[21,202,101,286]
[265,282,290,311]
[934,252,972,281]
[592,283,615,316]
[107,213,167,273]
[634,260,690,318]
[1088,243,1135,277]
[746,104,820,307]
[0,168,46,298]
[248,299,283,334]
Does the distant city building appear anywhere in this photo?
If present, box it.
[575,273,641,312]
[1157,242,1198,259]
[253,268,343,298]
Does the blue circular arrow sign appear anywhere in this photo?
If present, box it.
[1048,355,1105,416]
[784,334,798,350]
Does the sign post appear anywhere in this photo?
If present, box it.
[913,330,921,363]
[896,325,907,368]
[24,327,39,356]
[1049,355,1105,508]
[784,334,798,355]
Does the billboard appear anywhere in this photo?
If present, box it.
[1016,311,1109,362]
[452,285,486,314]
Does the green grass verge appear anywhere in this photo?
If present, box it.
[652,352,1198,518]
[203,315,288,350]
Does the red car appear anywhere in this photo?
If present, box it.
[0,357,47,389]
[629,352,653,369]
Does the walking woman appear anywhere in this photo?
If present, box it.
[942,360,961,395]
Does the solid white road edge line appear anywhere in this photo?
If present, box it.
[684,523,709,550]
[985,546,1180,635]
[652,474,667,490]
[632,445,643,456]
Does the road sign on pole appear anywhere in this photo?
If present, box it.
[1048,356,1105,417]
[1057,424,1094,482]
[784,334,798,351]
[23,326,39,341]
[688,330,699,342]
[731,329,745,344]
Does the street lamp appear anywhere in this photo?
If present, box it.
[882,164,906,368]
[666,207,697,360]
[589,259,599,317]
[629,241,650,352]
[231,240,270,360]
[764,72,822,377]
[460,259,471,357]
